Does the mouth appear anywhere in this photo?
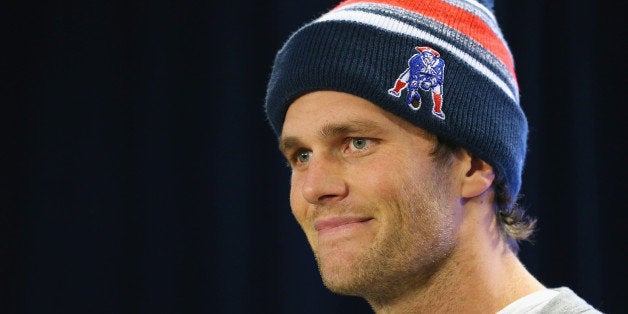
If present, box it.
[314,216,374,235]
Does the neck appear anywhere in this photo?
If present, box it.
[367,195,545,313]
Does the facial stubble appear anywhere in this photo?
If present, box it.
[315,166,457,303]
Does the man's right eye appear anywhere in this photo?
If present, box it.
[296,151,312,164]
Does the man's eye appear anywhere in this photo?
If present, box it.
[350,138,369,150]
[296,151,311,163]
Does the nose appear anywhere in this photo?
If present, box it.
[300,156,348,205]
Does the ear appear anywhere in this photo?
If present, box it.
[460,152,495,198]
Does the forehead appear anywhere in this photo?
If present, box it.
[280,91,434,145]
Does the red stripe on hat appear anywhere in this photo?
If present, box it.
[335,0,516,78]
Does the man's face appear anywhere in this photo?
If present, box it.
[279,91,462,299]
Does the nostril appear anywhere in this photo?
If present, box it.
[318,193,340,203]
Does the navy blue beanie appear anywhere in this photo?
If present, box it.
[265,0,528,200]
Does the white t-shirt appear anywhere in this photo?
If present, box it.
[496,289,559,314]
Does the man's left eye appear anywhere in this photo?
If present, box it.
[350,138,369,150]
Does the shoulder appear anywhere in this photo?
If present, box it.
[541,287,603,313]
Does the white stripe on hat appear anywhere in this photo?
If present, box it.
[315,6,519,103]
[444,0,505,41]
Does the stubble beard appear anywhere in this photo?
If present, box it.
[315,169,457,303]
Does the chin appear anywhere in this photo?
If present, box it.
[321,272,365,296]
[316,250,373,296]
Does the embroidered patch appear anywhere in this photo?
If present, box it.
[388,46,446,119]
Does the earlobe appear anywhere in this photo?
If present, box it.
[460,153,495,198]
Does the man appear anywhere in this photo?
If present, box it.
[264,0,601,312]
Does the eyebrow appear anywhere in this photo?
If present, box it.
[279,119,382,154]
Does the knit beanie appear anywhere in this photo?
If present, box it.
[265,0,528,200]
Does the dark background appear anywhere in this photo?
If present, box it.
[2,0,626,313]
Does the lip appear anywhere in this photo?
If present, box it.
[314,216,373,232]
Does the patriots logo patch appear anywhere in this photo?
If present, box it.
[388,46,446,120]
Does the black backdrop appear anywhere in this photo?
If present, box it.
[3,0,626,313]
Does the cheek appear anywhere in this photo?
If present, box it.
[288,176,320,251]
[357,154,411,196]
[289,175,308,223]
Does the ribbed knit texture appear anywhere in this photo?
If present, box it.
[265,0,528,201]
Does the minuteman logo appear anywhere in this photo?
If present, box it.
[388,46,446,120]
